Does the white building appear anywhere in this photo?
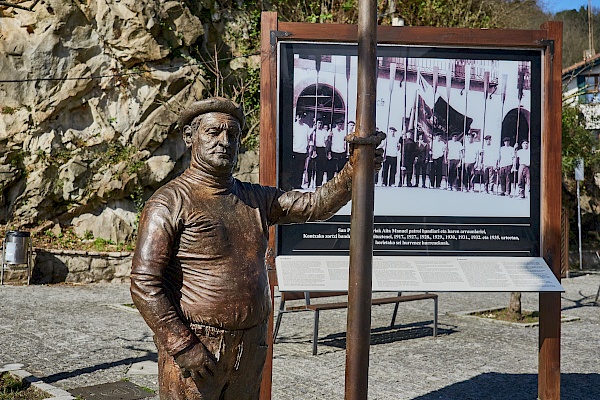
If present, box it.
[562,52,600,133]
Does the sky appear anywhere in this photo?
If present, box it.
[542,0,598,14]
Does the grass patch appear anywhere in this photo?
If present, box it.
[471,308,539,323]
[0,372,49,400]
[93,237,114,252]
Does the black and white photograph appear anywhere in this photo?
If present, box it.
[278,42,541,257]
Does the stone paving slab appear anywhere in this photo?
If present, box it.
[69,381,154,400]
[0,274,599,399]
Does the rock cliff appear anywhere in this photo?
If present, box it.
[0,0,259,243]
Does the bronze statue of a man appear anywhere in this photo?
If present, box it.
[130,97,382,400]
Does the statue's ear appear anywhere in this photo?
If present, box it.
[183,125,193,148]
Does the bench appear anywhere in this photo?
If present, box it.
[273,291,438,355]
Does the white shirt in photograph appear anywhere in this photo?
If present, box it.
[385,134,400,157]
[447,139,463,160]
[314,128,329,148]
[482,143,498,167]
[330,128,346,153]
[293,121,310,153]
[517,148,530,166]
[431,138,446,159]
[499,145,515,168]
[463,140,480,164]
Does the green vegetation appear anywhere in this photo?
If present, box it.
[471,308,540,324]
[0,372,49,400]
[130,185,145,214]
[34,148,76,166]
[93,237,114,251]
[561,105,600,248]
[562,107,600,182]
[41,228,81,250]
[554,7,600,68]
[127,160,145,174]
[103,143,135,165]
[37,228,135,252]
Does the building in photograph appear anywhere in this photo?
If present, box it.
[290,52,532,191]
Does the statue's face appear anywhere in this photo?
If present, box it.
[184,112,241,174]
[522,141,529,149]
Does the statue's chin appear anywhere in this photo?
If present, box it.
[191,152,237,175]
[210,156,237,172]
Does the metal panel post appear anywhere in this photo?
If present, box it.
[345,1,377,399]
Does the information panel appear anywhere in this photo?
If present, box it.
[278,42,541,257]
[276,256,563,292]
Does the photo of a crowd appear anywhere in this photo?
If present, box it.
[280,44,539,218]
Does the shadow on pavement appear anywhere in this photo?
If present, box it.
[320,321,457,350]
[411,372,600,400]
[43,352,157,384]
[561,291,599,312]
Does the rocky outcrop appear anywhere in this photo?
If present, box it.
[0,0,259,243]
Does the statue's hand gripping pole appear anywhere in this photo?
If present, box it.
[346,130,386,172]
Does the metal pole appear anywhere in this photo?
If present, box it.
[577,179,583,271]
[446,71,451,187]
[474,71,490,192]
[345,0,376,398]
[461,65,470,191]
[498,74,508,196]
[432,66,438,188]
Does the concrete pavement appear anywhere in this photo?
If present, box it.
[0,274,599,399]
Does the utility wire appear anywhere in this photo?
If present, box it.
[0,0,41,12]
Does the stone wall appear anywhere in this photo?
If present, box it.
[1,248,133,284]
[568,250,600,271]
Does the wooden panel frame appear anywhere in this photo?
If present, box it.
[259,12,278,400]
[259,16,562,400]
[539,21,563,400]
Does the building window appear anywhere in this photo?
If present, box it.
[578,73,600,104]
[584,75,600,103]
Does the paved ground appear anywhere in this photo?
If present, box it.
[0,273,599,399]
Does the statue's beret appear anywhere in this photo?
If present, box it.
[178,97,245,129]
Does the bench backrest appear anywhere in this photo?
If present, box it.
[280,291,347,304]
